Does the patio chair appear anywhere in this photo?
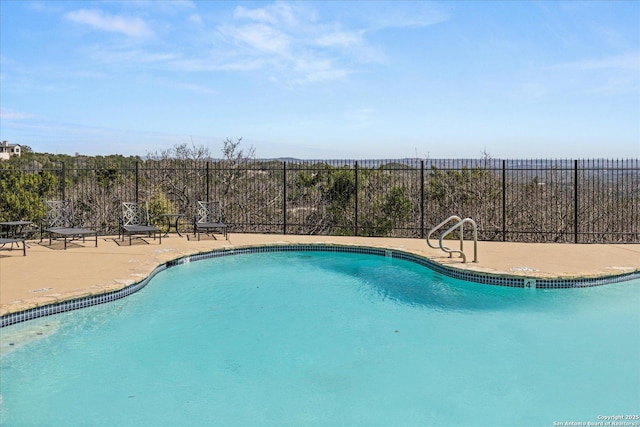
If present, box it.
[193,201,227,240]
[42,200,98,249]
[120,201,162,245]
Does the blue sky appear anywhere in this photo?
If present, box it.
[1,1,638,159]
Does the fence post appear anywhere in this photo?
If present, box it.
[283,161,287,235]
[420,160,425,238]
[574,159,578,244]
[502,160,506,242]
[135,161,139,203]
[61,161,66,201]
[354,161,359,236]
[206,161,210,202]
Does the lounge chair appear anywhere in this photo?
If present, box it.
[0,238,26,256]
[0,220,33,255]
[42,200,98,249]
[120,202,162,245]
[193,201,227,240]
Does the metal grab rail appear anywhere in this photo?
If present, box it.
[426,215,461,250]
[439,218,478,263]
[427,215,478,263]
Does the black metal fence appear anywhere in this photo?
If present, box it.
[1,158,638,243]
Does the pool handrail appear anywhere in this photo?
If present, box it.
[438,218,478,263]
[426,215,462,251]
[427,215,478,263]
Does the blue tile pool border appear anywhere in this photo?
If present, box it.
[2,243,639,327]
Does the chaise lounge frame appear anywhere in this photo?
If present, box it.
[42,200,98,250]
[193,201,227,240]
[120,201,162,245]
[0,238,26,256]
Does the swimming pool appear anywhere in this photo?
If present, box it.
[1,250,639,426]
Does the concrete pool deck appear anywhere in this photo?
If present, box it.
[1,234,639,316]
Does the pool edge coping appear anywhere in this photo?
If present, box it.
[2,243,639,327]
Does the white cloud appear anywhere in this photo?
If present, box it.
[213,2,444,85]
[344,107,374,127]
[188,14,203,26]
[216,4,366,84]
[169,57,264,72]
[0,109,33,120]
[57,2,443,87]
[220,23,292,57]
[173,82,217,95]
[550,52,640,72]
[364,5,449,31]
[315,30,364,48]
[574,52,640,71]
[544,52,640,95]
[588,77,639,96]
[293,66,352,85]
[65,9,154,38]
[233,3,299,26]
[289,55,356,85]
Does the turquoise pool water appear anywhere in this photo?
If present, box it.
[1,251,639,426]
